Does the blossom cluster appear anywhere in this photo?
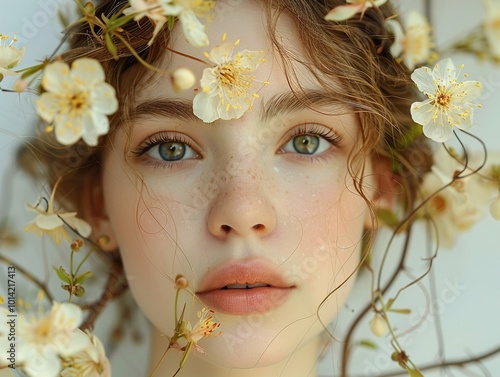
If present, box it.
[0,302,110,377]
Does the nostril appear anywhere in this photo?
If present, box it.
[252,224,265,231]
[221,224,232,232]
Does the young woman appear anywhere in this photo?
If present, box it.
[1,0,498,376]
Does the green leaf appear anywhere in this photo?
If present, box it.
[358,339,377,350]
[54,266,72,284]
[167,15,175,30]
[407,368,424,377]
[105,33,117,58]
[75,271,93,285]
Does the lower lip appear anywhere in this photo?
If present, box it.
[197,287,293,315]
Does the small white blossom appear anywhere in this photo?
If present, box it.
[411,58,483,143]
[25,180,92,244]
[325,0,387,21]
[193,39,266,123]
[483,0,500,59]
[61,329,111,377]
[35,58,118,146]
[386,10,434,70]
[419,148,486,247]
[0,302,86,377]
[0,34,25,77]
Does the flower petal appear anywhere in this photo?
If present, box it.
[325,4,364,21]
[41,61,71,94]
[179,10,209,47]
[193,90,220,123]
[91,82,119,115]
[432,57,456,87]
[62,215,92,238]
[35,213,64,230]
[422,121,454,143]
[411,66,435,96]
[36,93,61,123]
[70,58,105,88]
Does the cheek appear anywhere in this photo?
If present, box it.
[102,159,187,335]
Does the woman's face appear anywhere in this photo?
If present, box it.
[101,1,374,368]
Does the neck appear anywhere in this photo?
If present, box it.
[147,326,320,377]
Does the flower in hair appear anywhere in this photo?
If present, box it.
[193,38,266,123]
[0,302,87,377]
[386,10,434,70]
[124,0,212,47]
[35,58,118,146]
[24,179,92,244]
[410,58,483,143]
[60,329,111,377]
[0,34,26,78]
[325,0,387,22]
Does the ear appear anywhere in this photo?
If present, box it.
[82,171,118,252]
[364,155,399,229]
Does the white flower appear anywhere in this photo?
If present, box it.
[386,10,434,70]
[171,67,196,92]
[419,148,486,248]
[0,34,25,77]
[25,179,92,244]
[125,0,212,47]
[483,0,500,59]
[35,58,118,146]
[61,329,111,377]
[410,58,483,143]
[325,0,387,21]
[0,302,87,377]
[193,40,266,123]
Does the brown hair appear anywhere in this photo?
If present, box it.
[19,0,432,241]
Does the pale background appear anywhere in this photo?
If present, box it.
[0,1,499,376]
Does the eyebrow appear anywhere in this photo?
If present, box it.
[131,98,198,122]
[130,90,348,124]
[260,90,349,122]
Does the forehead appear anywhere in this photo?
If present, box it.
[138,0,322,104]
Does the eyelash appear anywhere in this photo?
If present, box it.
[131,124,343,168]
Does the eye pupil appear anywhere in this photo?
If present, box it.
[293,135,319,154]
[159,142,186,161]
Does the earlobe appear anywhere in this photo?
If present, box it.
[364,156,399,230]
[82,172,119,252]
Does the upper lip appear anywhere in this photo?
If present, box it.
[196,258,295,293]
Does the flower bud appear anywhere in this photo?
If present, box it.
[369,314,388,337]
[171,68,196,92]
[175,274,189,289]
[490,196,500,220]
[13,79,28,92]
[70,238,84,252]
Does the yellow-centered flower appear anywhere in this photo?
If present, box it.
[325,0,387,21]
[0,34,25,77]
[35,58,118,146]
[410,58,483,143]
[193,38,265,123]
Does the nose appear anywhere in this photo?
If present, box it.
[207,184,277,240]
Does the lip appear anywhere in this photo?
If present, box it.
[196,259,295,315]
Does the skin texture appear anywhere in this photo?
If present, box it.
[98,1,380,376]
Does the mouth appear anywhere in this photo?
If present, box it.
[196,260,295,315]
